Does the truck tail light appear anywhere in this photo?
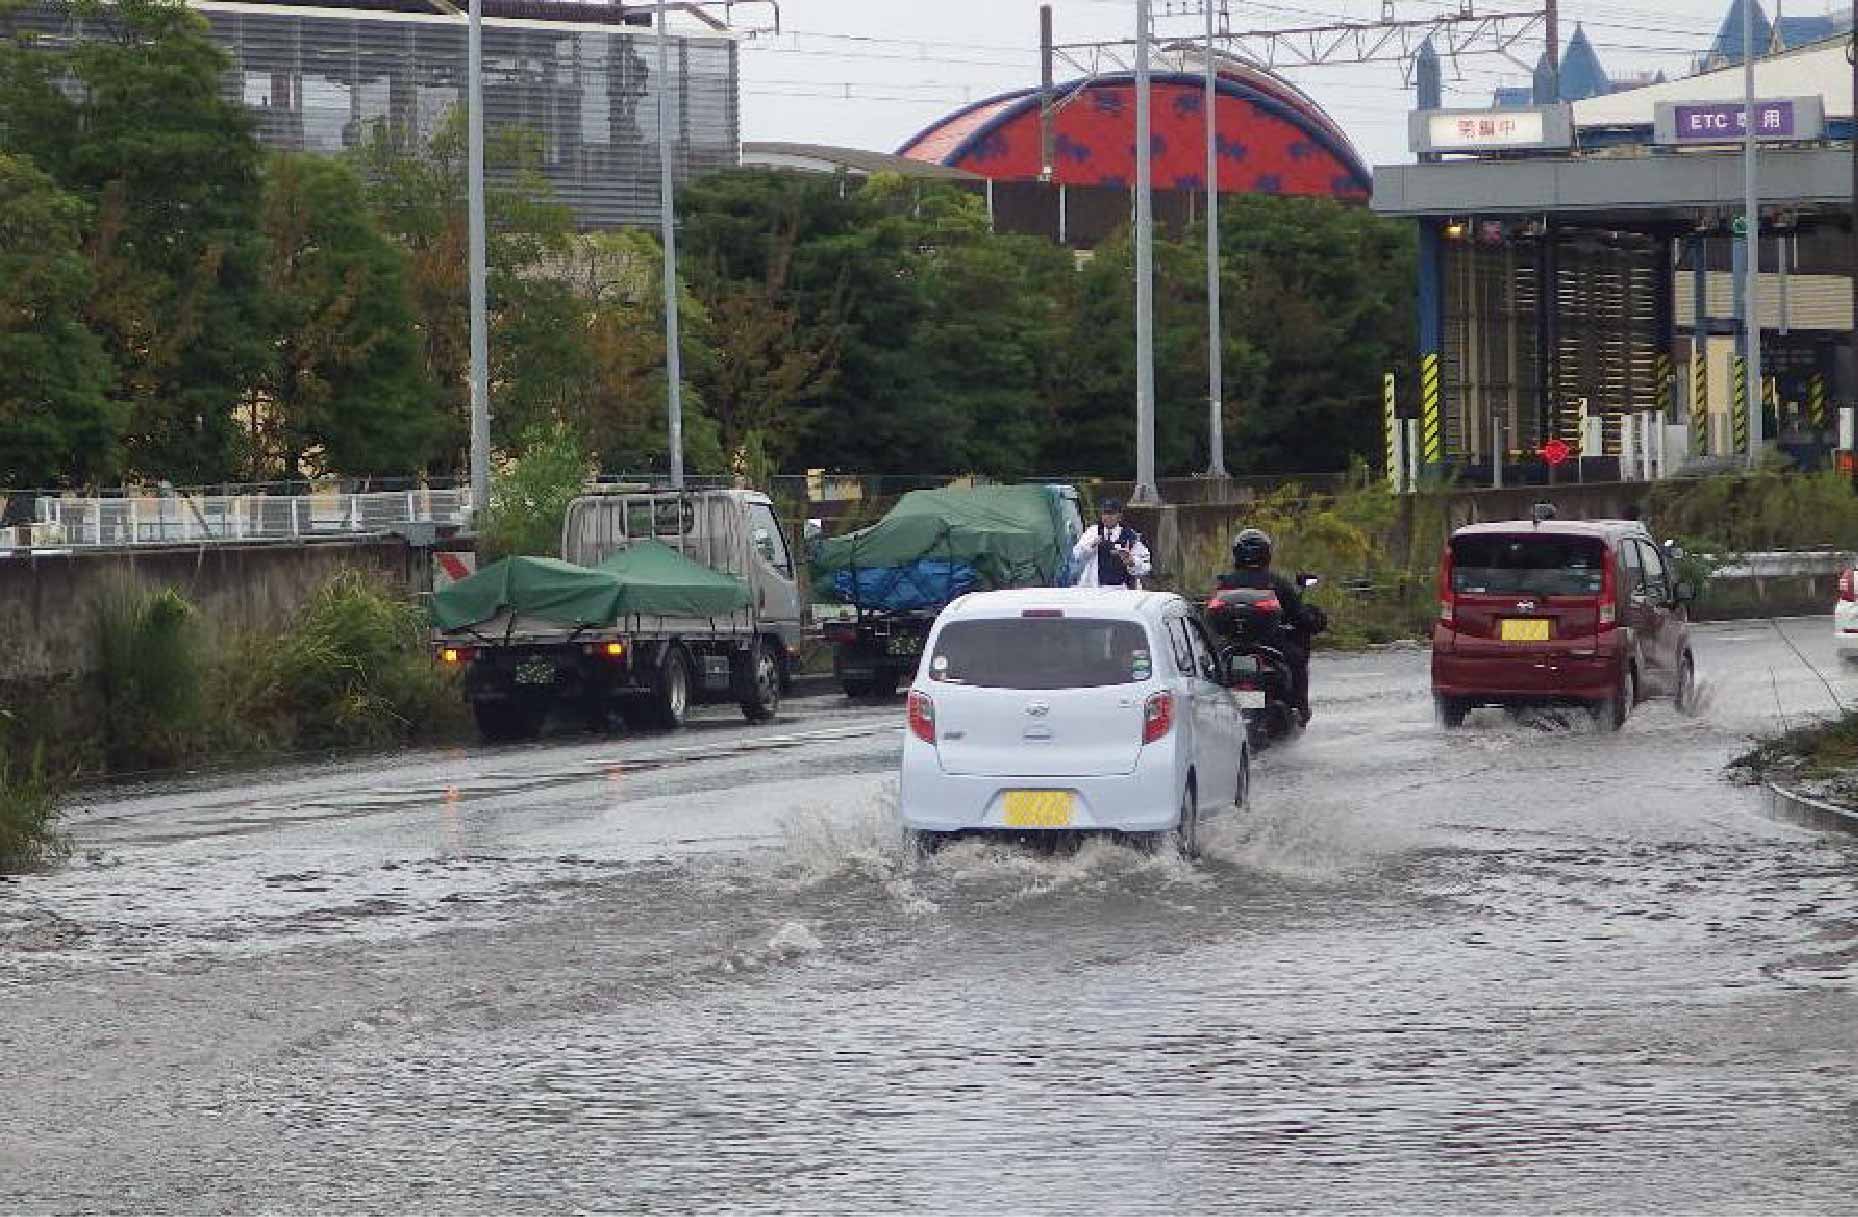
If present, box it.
[1142,691,1174,744]
[908,691,936,745]
[439,645,476,665]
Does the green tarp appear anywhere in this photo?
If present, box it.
[811,485,1070,598]
[593,539,753,618]
[432,542,749,632]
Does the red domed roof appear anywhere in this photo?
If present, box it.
[898,68,1369,200]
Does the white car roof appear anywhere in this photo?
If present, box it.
[938,587,1181,623]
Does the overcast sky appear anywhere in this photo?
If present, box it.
[737,0,1765,169]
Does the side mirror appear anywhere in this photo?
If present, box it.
[1675,579,1698,604]
[1297,573,1320,590]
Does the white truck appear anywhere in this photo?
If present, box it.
[433,489,803,741]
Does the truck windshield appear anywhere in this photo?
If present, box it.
[1452,535,1607,597]
[928,618,1152,690]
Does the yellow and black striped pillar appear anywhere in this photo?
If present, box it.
[1732,355,1749,454]
[1383,372,1400,490]
[1809,372,1827,431]
[1691,349,1710,456]
[1654,352,1673,419]
[1420,353,1442,467]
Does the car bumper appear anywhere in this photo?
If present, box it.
[898,740,1181,834]
[1835,601,1858,657]
[1432,647,1620,703]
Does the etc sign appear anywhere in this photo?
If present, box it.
[1653,97,1825,145]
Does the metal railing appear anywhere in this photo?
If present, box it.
[8,489,475,550]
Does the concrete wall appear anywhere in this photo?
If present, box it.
[0,539,423,681]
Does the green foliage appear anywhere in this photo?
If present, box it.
[1646,471,1858,555]
[261,571,463,749]
[2,0,271,482]
[0,744,65,872]
[0,151,119,488]
[478,420,592,560]
[92,583,205,771]
[256,152,437,477]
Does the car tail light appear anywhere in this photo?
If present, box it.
[1598,552,1619,631]
[907,691,936,744]
[1254,597,1281,613]
[1205,596,1224,611]
[439,645,476,665]
[1438,548,1455,626]
[1841,569,1855,603]
[1142,691,1174,744]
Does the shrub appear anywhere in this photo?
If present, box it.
[263,570,464,749]
[92,583,206,772]
[0,747,66,873]
[478,421,593,561]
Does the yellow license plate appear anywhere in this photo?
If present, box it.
[1002,791,1075,828]
[1500,618,1551,642]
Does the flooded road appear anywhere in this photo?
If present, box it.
[7,621,1858,1214]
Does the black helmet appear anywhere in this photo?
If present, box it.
[1232,528,1273,569]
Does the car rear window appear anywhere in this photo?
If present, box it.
[1451,535,1607,597]
[928,618,1153,690]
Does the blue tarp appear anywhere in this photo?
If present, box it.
[830,560,979,612]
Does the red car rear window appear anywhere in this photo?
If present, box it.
[1451,535,1606,597]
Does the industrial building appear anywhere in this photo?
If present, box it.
[4,0,743,228]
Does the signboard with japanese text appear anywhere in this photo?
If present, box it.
[1409,105,1573,154]
[1653,97,1825,145]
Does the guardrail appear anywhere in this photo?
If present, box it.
[6,489,474,549]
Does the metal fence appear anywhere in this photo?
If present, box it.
[11,490,474,550]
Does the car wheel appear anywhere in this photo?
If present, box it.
[904,828,947,857]
[1675,653,1698,716]
[736,641,781,723]
[1595,664,1634,732]
[1434,694,1469,730]
[652,648,692,730]
[1153,782,1200,860]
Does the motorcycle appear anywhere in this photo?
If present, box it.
[1203,574,1326,747]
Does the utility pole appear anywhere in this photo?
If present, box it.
[1545,0,1559,99]
[467,0,489,515]
[1133,0,1159,504]
[657,2,686,488]
[1848,33,1856,441]
[1743,0,1763,467]
[1040,5,1056,179]
[1204,0,1227,478]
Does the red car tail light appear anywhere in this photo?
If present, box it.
[1142,691,1174,744]
[907,691,936,744]
[1598,550,1619,631]
[1841,569,1855,603]
[1438,548,1456,626]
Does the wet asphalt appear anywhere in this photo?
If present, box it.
[5,620,1858,1215]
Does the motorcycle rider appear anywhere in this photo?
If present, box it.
[1072,499,1152,589]
[1216,527,1315,723]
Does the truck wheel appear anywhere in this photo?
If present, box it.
[736,641,781,723]
[651,647,692,730]
[474,698,543,743]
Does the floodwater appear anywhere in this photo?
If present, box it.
[6,621,1858,1214]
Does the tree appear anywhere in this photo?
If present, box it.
[355,110,580,466]
[0,0,272,483]
[477,420,592,560]
[1215,196,1416,474]
[0,152,119,490]
[255,153,437,478]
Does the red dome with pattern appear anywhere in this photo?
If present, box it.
[898,72,1369,200]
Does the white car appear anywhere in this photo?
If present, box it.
[898,588,1251,858]
[1837,569,1858,660]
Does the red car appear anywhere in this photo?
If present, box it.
[1431,515,1698,730]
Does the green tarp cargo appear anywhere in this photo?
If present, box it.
[810,485,1073,603]
[432,542,750,632]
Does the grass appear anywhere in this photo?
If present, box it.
[1733,712,1858,785]
[0,746,67,873]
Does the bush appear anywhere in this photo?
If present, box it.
[260,570,464,749]
[0,747,66,873]
[92,584,207,773]
[1647,471,1858,555]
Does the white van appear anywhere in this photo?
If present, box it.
[898,588,1250,857]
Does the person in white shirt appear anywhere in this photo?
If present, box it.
[1072,499,1152,589]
